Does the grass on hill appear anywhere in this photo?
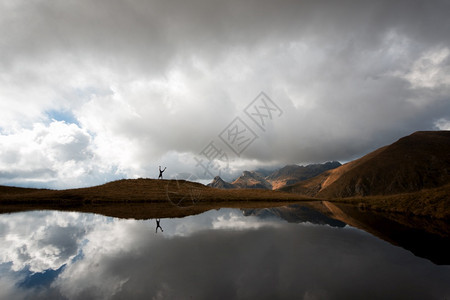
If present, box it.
[329,183,450,219]
[0,178,313,204]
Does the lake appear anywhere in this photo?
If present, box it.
[0,204,449,299]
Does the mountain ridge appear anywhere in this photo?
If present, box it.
[207,161,342,190]
[281,131,450,198]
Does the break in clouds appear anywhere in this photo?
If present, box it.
[1,0,450,188]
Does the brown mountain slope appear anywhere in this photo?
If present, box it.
[281,131,450,198]
[266,161,341,189]
[232,171,273,189]
[207,176,235,189]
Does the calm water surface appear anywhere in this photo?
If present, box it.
[0,207,449,300]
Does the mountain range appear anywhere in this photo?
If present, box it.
[208,161,341,190]
[210,131,450,200]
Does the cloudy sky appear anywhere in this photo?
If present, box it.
[1,0,450,188]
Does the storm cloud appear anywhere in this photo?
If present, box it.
[1,0,450,187]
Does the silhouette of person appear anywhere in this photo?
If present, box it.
[156,219,163,233]
[158,166,166,179]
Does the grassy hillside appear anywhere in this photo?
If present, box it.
[281,131,450,198]
[333,183,450,219]
[0,178,312,205]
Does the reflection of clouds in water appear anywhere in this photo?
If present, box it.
[212,210,283,230]
[0,209,263,275]
[0,209,449,299]
[0,211,98,273]
[164,209,281,236]
[56,225,450,300]
[55,220,154,299]
[0,211,98,299]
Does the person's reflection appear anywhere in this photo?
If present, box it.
[155,219,164,233]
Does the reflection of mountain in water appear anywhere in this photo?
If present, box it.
[245,202,450,265]
[242,204,346,228]
[310,201,450,265]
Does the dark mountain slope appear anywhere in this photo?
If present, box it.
[207,176,235,189]
[232,171,272,189]
[266,161,341,189]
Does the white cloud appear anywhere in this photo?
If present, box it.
[0,121,122,188]
[435,118,450,130]
[403,47,450,89]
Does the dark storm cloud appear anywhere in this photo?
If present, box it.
[3,0,450,65]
